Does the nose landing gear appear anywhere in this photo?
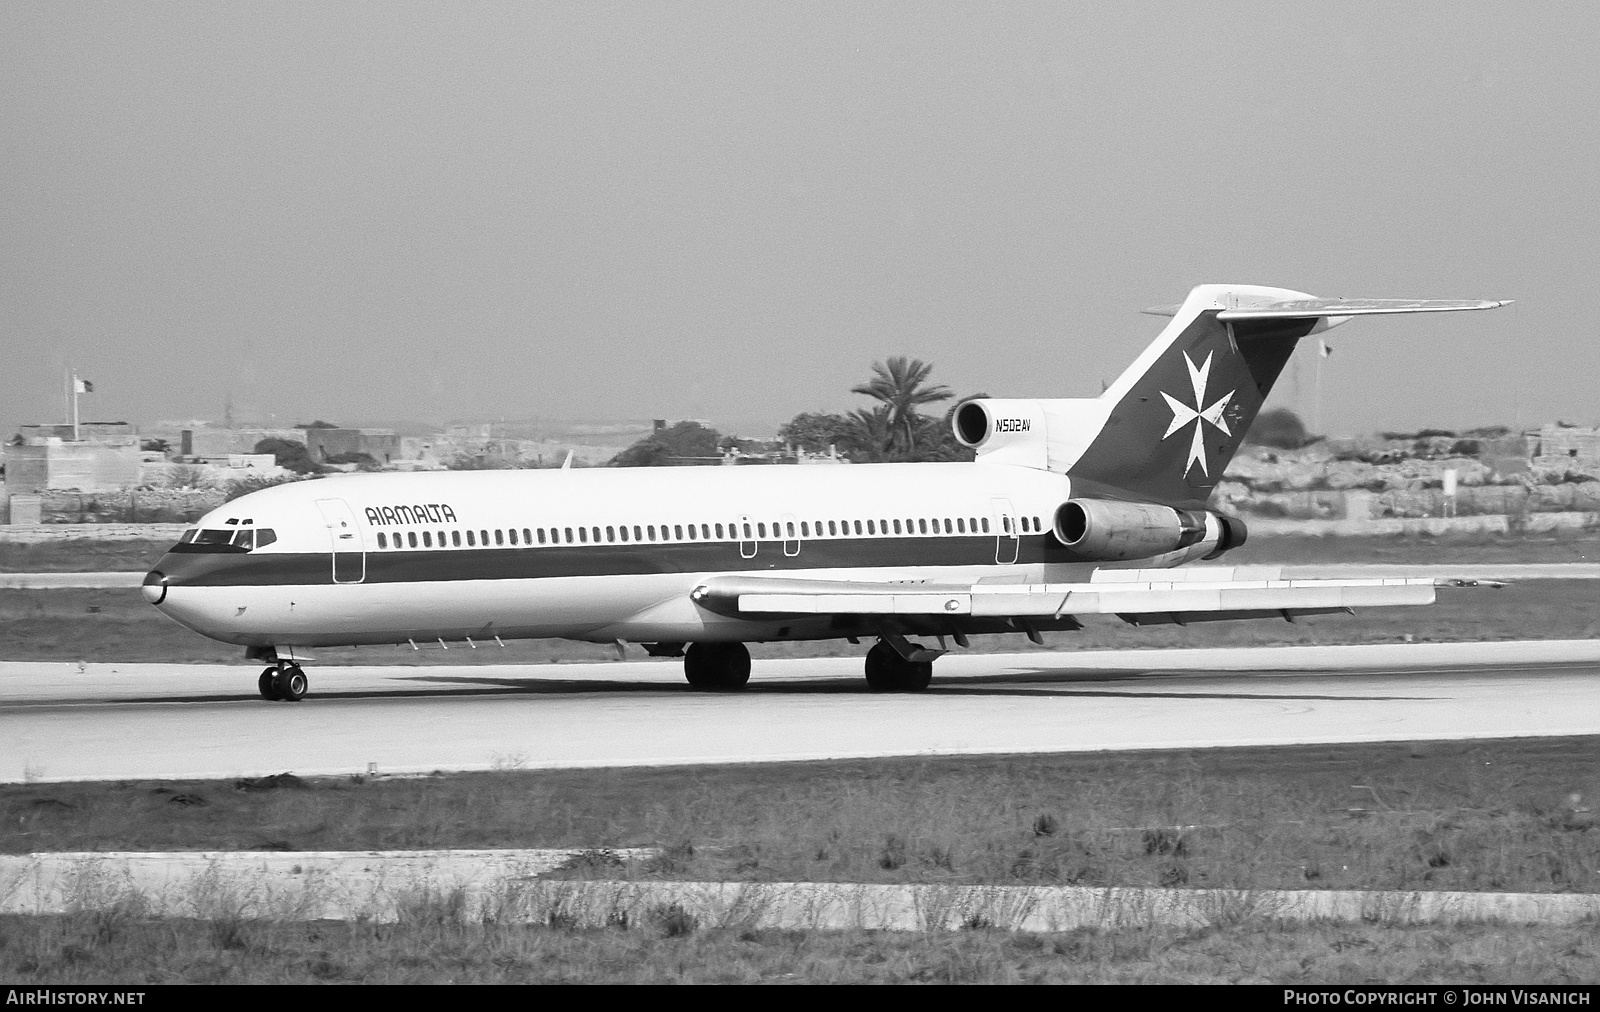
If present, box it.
[257,662,308,702]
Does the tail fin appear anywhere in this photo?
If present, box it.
[1066,285,1509,506]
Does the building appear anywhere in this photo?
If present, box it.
[1528,423,1600,463]
[300,427,402,465]
[4,427,141,495]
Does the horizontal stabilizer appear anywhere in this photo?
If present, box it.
[1216,298,1510,320]
[1140,297,1509,319]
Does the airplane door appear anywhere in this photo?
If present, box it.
[991,497,1019,565]
[738,514,757,560]
[315,498,366,584]
[781,512,800,557]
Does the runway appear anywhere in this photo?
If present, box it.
[3,640,1598,783]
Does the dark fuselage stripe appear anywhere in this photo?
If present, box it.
[159,534,1074,587]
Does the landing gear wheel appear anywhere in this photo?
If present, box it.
[864,641,933,693]
[683,642,751,690]
[272,664,308,702]
[258,667,281,701]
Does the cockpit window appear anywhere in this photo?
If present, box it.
[171,527,276,554]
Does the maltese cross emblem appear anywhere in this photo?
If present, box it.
[1160,349,1235,478]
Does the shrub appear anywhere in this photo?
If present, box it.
[1244,409,1309,449]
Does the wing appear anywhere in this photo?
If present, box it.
[692,565,1499,625]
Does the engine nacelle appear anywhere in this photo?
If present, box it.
[1053,498,1248,562]
[953,396,1113,471]
[952,399,1049,468]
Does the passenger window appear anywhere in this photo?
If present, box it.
[687,524,696,540]
[892,519,901,534]
[918,519,927,534]
[757,523,766,538]
[606,526,615,543]
[715,523,724,538]
[537,529,546,544]
[674,525,683,540]
[509,529,518,545]
[479,529,488,544]
[491,530,501,546]
[943,518,952,533]
[867,520,875,535]
[423,531,433,548]
[579,527,588,543]
[619,525,629,542]
[438,530,445,545]
[701,524,710,539]
[523,528,531,543]
[408,532,418,548]
[376,532,388,549]
[743,523,752,538]
[256,528,276,548]
[800,522,809,537]
[827,521,836,536]
[648,526,657,541]
[592,527,600,543]
[631,525,640,541]
[981,518,990,533]
[1032,516,1041,532]
[564,528,573,543]
[787,522,795,537]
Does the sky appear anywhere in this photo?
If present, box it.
[3,2,1596,441]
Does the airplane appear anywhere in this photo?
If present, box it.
[141,284,1510,701]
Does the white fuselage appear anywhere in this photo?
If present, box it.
[145,461,1202,649]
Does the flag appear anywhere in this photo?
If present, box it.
[1318,340,1333,358]
[73,377,93,393]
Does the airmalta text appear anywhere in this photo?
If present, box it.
[365,504,458,526]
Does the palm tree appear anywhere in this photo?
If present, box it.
[845,405,895,460]
[850,357,953,458]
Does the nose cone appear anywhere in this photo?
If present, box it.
[141,570,168,605]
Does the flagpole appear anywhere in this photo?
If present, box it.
[1313,344,1324,435]
[72,373,80,441]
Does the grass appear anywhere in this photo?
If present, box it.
[5,529,1600,665]
[5,738,1599,895]
[3,914,1597,983]
[3,574,1597,665]
[5,530,1600,573]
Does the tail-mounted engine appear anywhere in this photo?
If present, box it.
[1053,498,1248,562]
[953,399,1050,469]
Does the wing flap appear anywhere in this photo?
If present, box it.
[706,573,1441,618]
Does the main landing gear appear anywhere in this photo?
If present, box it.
[258,662,308,702]
[864,640,934,693]
[683,642,751,690]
